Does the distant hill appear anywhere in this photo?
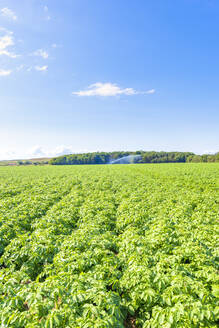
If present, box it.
[0,157,50,166]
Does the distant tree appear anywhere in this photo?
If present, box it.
[49,150,219,165]
[190,155,201,163]
[201,155,208,162]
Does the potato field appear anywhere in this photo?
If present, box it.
[0,163,218,327]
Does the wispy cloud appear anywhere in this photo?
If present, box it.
[0,145,75,160]
[146,89,156,94]
[29,145,74,158]
[1,7,17,21]
[72,82,156,97]
[0,27,13,34]
[0,33,18,58]
[16,64,24,72]
[32,48,49,59]
[51,43,61,48]
[0,69,12,76]
[43,5,51,21]
[35,65,48,72]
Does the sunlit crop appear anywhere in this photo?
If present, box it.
[0,163,218,327]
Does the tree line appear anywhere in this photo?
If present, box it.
[49,151,219,165]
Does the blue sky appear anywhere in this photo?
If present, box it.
[0,0,218,159]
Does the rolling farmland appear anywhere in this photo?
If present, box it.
[0,164,218,327]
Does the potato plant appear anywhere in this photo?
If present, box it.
[0,164,218,327]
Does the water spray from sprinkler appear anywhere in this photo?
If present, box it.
[110,155,142,164]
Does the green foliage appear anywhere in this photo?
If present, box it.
[49,151,219,165]
[0,164,218,327]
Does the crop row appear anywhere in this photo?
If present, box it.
[0,164,218,327]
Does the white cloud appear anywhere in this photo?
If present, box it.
[0,69,12,76]
[28,145,74,158]
[146,89,156,94]
[0,145,76,160]
[0,27,13,34]
[72,82,155,97]
[1,7,17,21]
[49,146,74,157]
[44,6,49,13]
[28,146,46,158]
[32,49,49,59]
[0,33,18,58]
[0,34,13,52]
[35,65,48,72]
